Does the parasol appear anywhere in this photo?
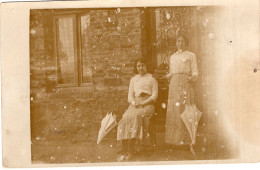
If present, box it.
[180,104,202,155]
[97,112,117,144]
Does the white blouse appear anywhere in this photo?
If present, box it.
[169,50,198,79]
[128,73,158,103]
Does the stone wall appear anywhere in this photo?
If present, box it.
[30,8,236,157]
[30,8,146,143]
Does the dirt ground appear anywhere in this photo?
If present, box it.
[31,134,235,164]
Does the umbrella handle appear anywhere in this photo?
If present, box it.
[190,144,196,156]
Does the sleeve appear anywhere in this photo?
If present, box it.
[191,53,199,81]
[128,78,135,104]
[150,78,158,102]
[166,55,173,78]
[168,56,171,74]
[168,55,173,74]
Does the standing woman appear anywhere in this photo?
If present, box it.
[117,57,158,161]
[165,34,198,148]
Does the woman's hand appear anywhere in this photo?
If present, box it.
[132,101,140,107]
[164,73,172,80]
[139,102,145,108]
[131,101,136,106]
[132,101,144,108]
[187,75,196,81]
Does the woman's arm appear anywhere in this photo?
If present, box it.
[128,78,136,105]
[164,55,173,79]
[187,53,198,81]
[165,73,173,79]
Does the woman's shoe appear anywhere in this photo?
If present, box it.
[125,153,134,161]
[117,154,126,162]
[117,150,127,162]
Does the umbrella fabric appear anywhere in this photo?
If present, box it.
[180,104,202,154]
[97,112,117,144]
[192,104,202,144]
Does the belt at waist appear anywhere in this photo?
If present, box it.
[136,92,151,97]
[172,73,190,75]
[172,73,190,76]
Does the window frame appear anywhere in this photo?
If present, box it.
[77,12,93,86]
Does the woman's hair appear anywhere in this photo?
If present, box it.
[133,57,153,74]
[174,34,189,47]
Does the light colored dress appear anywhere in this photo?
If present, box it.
[117,73,158,140]
[165,50,198,145]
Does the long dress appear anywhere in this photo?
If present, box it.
[165,50,198,145]
[117,73,158,140]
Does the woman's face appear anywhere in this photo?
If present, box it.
[136,61,147,75]
[176,36,186,51]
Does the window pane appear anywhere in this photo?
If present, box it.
[80,15,92,83]
[56,17,77,85]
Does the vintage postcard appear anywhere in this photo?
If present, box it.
[1,0,260,168]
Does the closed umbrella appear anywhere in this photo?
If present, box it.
[180,104,202,155]
[97,112,117,144]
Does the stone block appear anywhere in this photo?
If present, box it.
[104,77,123,86]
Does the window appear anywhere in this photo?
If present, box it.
[54,14,92,86]
[53,9,144,87]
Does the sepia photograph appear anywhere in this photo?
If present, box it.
[1,0,260,168]
[29,6,237,163]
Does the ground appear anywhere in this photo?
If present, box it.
[31,133,236,164]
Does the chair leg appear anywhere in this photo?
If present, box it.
[128,138,136,155]
[121,140,128,154]
[149,116,157,146]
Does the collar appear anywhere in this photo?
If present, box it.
[138,73,149,77]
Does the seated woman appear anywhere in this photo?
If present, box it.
[117,57,158,161]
